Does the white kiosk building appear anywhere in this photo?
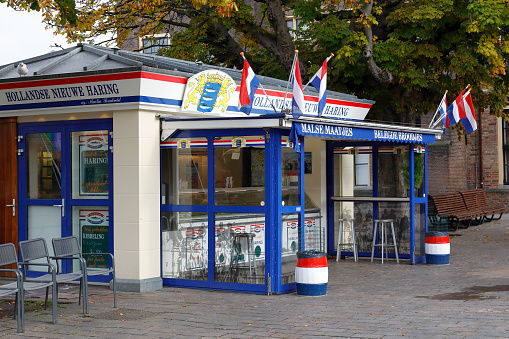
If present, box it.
[0,44,441,293]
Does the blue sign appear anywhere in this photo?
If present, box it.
[290,122,435,152]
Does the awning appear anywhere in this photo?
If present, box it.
[288,118,439,152]
[160,116,442,148]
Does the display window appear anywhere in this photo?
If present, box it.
[214,136,265,206]
[161,132,269,288]
[281,137,300,207]
[333,146,373,198]
[329,142,428,263]
[214,213,265,285]
[161,138,208,205]
[161,211,208,281]
[160,128,313,292]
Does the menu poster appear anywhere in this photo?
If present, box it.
[185,228,205,270]
[79,133,109,196]
[79,209,109,268]
[286,220,299,253]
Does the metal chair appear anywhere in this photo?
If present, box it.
[52,236,116,308]
[0,243,57,333]
[18,237,89,314]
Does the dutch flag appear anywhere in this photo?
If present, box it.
[292,56,306,120]
[445,87,477,134]
[238,57,260,115]
[459,90,477,134]
[309,56,332,117]
[445,88,467,127]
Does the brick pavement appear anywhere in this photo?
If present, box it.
[2,215,509,338]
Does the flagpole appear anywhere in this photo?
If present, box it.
[303,53,333,91]
[282,50,298,114]
[240,52,279,115]
[259,83,279,114]
[428,90,448,128]
[462,84,471,98]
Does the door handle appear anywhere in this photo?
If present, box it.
[53,199,65,217]
[5,199,15,217]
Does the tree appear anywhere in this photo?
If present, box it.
[5,0,509,194]
[6,0,508,120]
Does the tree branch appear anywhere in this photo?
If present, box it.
[362,0,393,84]
[211,22,245,67]
[263,0,302,76]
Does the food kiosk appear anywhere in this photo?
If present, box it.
[0,44,442,294]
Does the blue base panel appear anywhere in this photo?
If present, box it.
[426,254,450,265]
[296,283,328,296]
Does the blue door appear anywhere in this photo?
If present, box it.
[18,119,113,280]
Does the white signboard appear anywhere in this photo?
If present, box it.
[180,70,237,115]
[0,70,371,121]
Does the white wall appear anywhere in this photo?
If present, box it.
[113,109,161,285]
[304,137,324,209]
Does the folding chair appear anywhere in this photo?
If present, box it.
[18,238,88,315]
[53,236,116,308]
[0,243,57,333]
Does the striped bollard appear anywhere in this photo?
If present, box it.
[425,231,450,265]
[295,251,328,296]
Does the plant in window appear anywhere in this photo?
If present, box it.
[401,153,424,191]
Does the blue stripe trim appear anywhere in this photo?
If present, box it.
[140,96,181,106]
[296,283,328,296]
[425,254,450,265]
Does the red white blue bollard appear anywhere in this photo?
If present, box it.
[425,231,450,265]
[295,251,328,296]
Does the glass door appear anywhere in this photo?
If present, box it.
[18,120,113,278]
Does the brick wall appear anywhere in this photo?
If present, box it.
[478,108,500,189]
[427,141,451,194]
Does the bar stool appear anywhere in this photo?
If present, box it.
[371,219,399,264]
[230,232,257,283]
[336,218,358,262]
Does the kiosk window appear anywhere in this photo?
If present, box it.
[214,136,265,206]
[161,211,208,281]
[282,144,300,206]
[354,153,370,186]
[161,138,208,205]
[26,132,62,199]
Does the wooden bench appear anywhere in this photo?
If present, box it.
[460,189,504,222]
[429,192,485,231]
